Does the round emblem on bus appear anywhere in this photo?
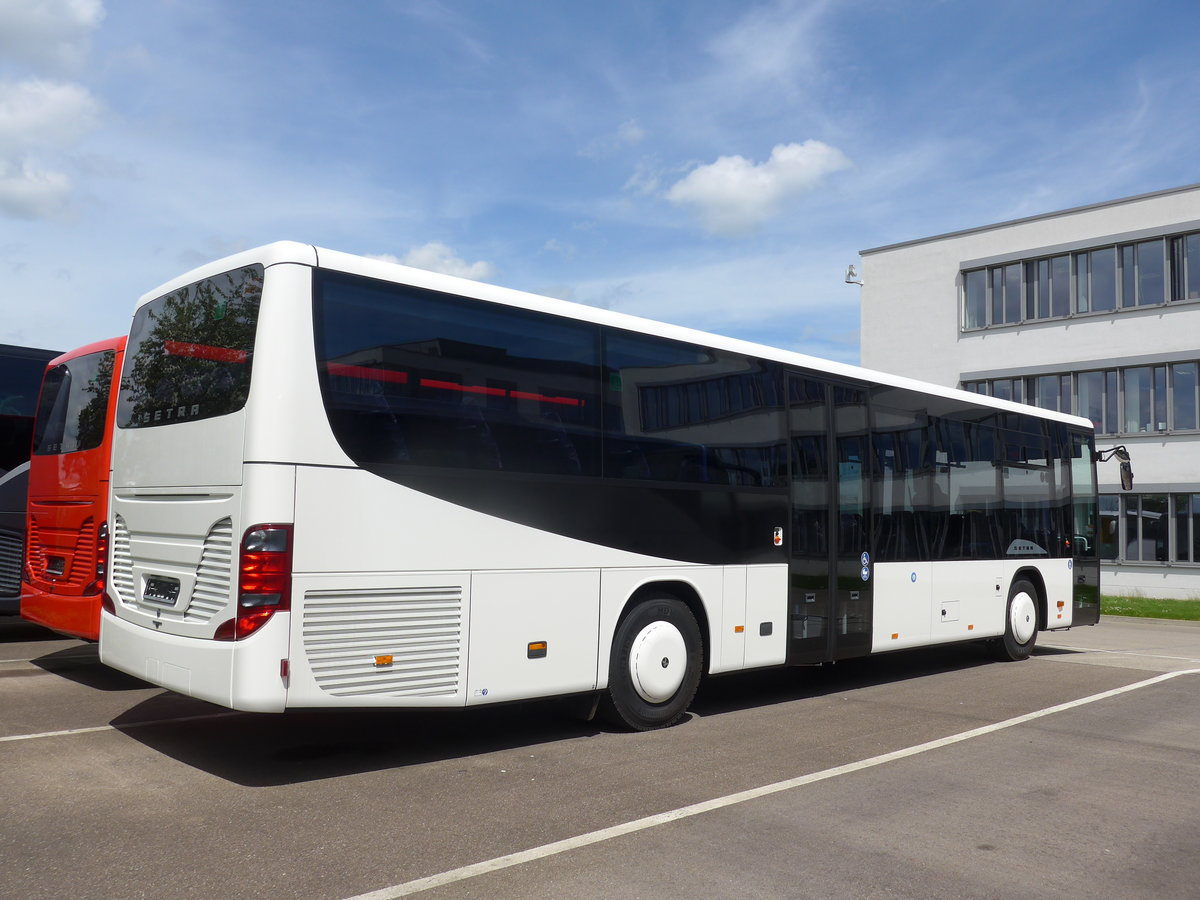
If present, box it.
[860,566,870,582]
[860,551,870,567]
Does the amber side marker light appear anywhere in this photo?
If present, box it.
[528,641,548,659]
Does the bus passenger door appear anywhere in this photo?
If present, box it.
[787,375,873,664]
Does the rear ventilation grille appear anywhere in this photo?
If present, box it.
[24,517,96,588]
[24,517,46,578]
[110,515,135,604]
[0,532,22,597]
[302,586,463,698]
[185,517,233,621]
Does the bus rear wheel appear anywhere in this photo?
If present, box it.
[991,578,1039,661]
[601,595,702,731]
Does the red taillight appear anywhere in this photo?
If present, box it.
[85,521,109,596]
[214,524,293,641]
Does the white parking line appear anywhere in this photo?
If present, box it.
[0,711,240,744]
[344,669,1200,900]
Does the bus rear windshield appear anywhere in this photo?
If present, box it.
[34,349,116,455]
[117,265,263,429]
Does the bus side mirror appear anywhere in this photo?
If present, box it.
[1095,445,1134,491]
[1120,459,1134,491]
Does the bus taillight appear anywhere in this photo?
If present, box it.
[85,520,109,596]
[214,524,293,641]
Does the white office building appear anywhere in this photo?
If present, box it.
[859,183,1200,599]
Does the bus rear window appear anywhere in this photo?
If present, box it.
[117,265,263,429]
[33,350,116,455]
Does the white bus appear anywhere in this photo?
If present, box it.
[100,242,1102,730]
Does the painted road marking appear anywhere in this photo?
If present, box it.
[344,670,1200,900]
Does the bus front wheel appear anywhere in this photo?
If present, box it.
[601,595,702,731]
[991,578,1039,661]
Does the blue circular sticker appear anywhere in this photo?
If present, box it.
[860,566,870,582]
[911,572,918,583]
[860,551,870,567]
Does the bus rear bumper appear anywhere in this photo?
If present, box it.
[99,609,288,712]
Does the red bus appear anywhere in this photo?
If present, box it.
[21,337,125,640]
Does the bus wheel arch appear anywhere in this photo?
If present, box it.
[600,583,706,731]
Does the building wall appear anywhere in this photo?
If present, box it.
[859,184,1200,599]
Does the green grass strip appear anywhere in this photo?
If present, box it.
[1101,596,1200,621]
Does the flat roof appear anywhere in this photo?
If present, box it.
[860,182,1200,256]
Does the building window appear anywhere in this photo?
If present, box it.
[1170,234,1200,301]
[963,360,1200,437]
[1099,494,1120,560]
[1173,495,1197,562]
[1076,370,1105,431]
[1101,492,1200,565]
[1135,239,1166,306]
[1172,363,1198,430]
[1123,366,1168,433]
[964,269,987,329]
[962,228,1200,331]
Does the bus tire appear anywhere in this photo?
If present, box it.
[600,595,702,731]
[991,578,1039,661]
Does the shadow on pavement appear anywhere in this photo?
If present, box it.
[109,641,1004,788]
[30,643,152,691]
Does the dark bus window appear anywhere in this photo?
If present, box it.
[315,270,602,475]
[117,265,263,428]
[0,344,59,474]
[33,349,116,455]
[604,331,785,486]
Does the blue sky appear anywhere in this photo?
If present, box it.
[2,0,1199,365]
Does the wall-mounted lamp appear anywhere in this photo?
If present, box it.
[844,264,863,286]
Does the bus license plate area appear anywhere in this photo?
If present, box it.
[142,575,181,606]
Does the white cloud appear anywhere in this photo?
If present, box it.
[665,140,851,236]
[370,242,496,281]
[0,0,105,72]
[0,159,71,219]
[707,0,827,89]
[0,79,100,220]
[0,79,100,154]
[580,119,647,159]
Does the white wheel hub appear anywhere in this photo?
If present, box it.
[1010,591,1037,644]
[628,620,687,704]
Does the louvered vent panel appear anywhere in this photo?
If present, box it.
[0,532,21,595]
[302,586,463,698]
[110,515,135,603]
[25,518,45,578]
[185,517,233,621]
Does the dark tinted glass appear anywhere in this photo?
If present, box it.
[604,331,785,486]
[315,271,602,475]
[33,349,115,455]
[0,344,59,472]
[117,265,263,428]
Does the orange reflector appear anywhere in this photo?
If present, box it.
[891,633,899,640]
[1057,601,1065,609]
[528,641,548,659]
[968,624,974,631]
[734,625,745,633]
[374,655,394,667]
